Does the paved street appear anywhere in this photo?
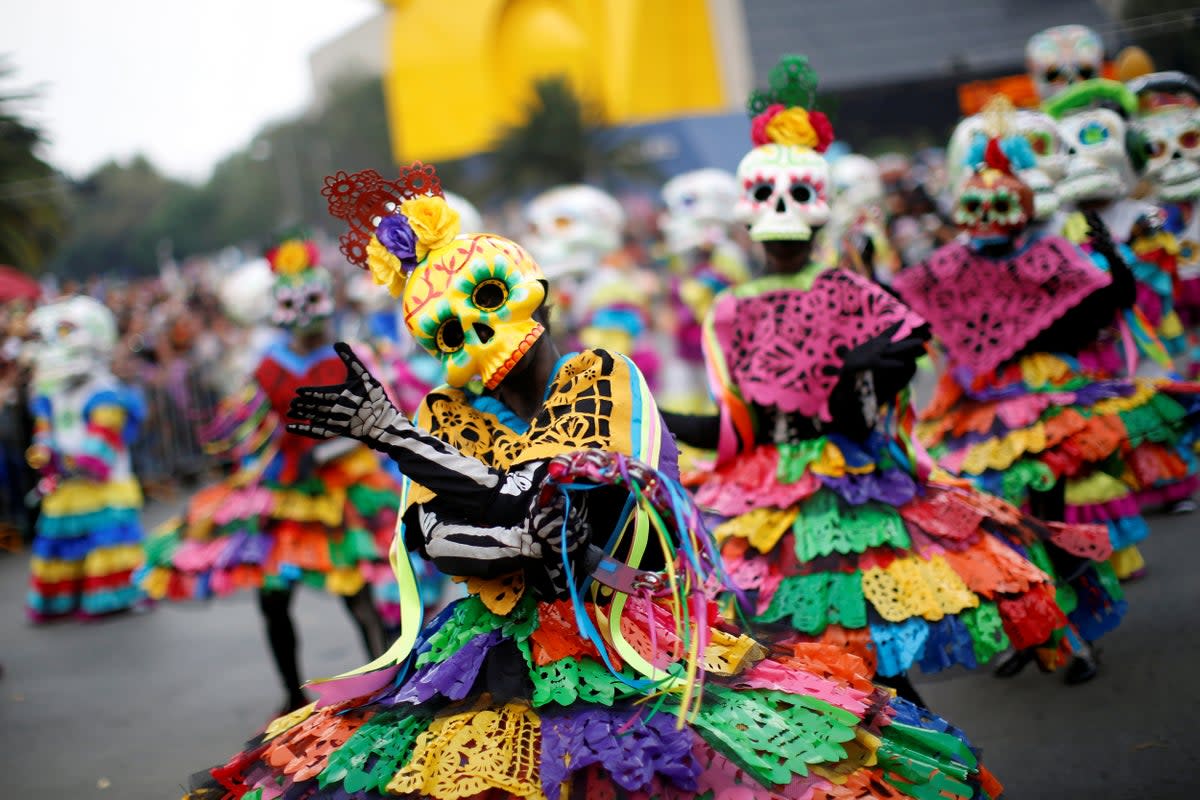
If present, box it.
[0,497,1197,799]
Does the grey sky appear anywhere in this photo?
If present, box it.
[2,0,378,181]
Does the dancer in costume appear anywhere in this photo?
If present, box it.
[1043,80,1200,521]
[526,184,662,387]
[138,238,397,713]
[25,296,146,622]
[1043,78,1188,361]
[1129,72,1200,376]
[667,56,1113,696]
[658,168,749,413]
[184,163,1000,800]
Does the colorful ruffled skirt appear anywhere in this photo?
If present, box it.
[919,352,1200,579]
[692,432,1120,677]
[138,447,399,599]
[184,588,1001,800]
[28,476,145,621]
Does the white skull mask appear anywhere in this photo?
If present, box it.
[525,185,625,279]
[1056,108,1135,204]
[659,169,740,254]
[829,154,884,226]
[27,296,117,389]
[1135,109,1200,203]
[947,111,1066,220]
[270,267,335,330]
[1027,25,1104,102]
[736,144,831,242]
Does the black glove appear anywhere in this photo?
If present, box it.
[840,322,927,375]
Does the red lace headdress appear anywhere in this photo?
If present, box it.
[321,163,443,268]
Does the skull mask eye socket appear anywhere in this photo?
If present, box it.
[436,318,465,353]
[750,182,774,203]
[954,190,986,224]
[790,182,816,204]
[1078,121,1111,146]
[1180,129,1200,151]
[472,279,508,311]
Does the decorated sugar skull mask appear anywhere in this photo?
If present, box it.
[324,164,548,390]
[1045,81,1142,205]
[954,166,1034,242]
[737,55,836,244]
[27,296,117,388]
[1136,109,1200,203]
[1027,25,1104,102]
[403,234,546,388]
[948,109,1065,220]
[271,267,334,330]
[736,144,830,242]
[524,185,625,279]
[659,168,740,254]
[1129,72,1200,203]
[266,239,334,331]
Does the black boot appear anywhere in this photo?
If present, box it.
[993,648,1035,678]
[1064,644,1100,685]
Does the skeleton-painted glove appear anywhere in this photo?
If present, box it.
[288,342,541,523]
[409,479,590,597]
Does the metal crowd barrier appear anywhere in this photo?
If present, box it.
[129,358,221,495]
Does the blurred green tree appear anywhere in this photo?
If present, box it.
[51,157,180,278]
[484,76,660,200]
[0,63,66,273]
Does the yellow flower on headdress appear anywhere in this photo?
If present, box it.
[400,195,461,261]
[765,107,819,149]
[366,236,407,298]
[272,240,312,275]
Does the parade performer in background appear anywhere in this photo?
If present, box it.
[947,106,1067,226]
[184,163,1000,800]
[821,152,903,283]
[138,238,398,713]
[25,296,146,622]
[657,168,750,413]
[894,116,1180,681]
[1026,24,1107,104]
[1044,78,1188,361]
[525,183,663,387]
[1129,71,1200,376]
[665,57,1113,698]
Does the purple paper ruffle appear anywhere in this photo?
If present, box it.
[539,708,700,800]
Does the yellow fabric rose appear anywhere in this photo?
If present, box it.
[366,236,408,298]
[765,107,819,149]
[400,195,461,261]
[272,240,312,275]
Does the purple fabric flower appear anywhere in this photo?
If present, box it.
[376,214,418,271]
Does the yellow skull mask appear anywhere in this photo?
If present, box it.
[403,234,547,389]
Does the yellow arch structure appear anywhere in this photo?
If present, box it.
[382,0,729,161]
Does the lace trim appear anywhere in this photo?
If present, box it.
[387,702,545,799]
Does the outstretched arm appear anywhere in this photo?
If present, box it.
[287,342,534,520]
